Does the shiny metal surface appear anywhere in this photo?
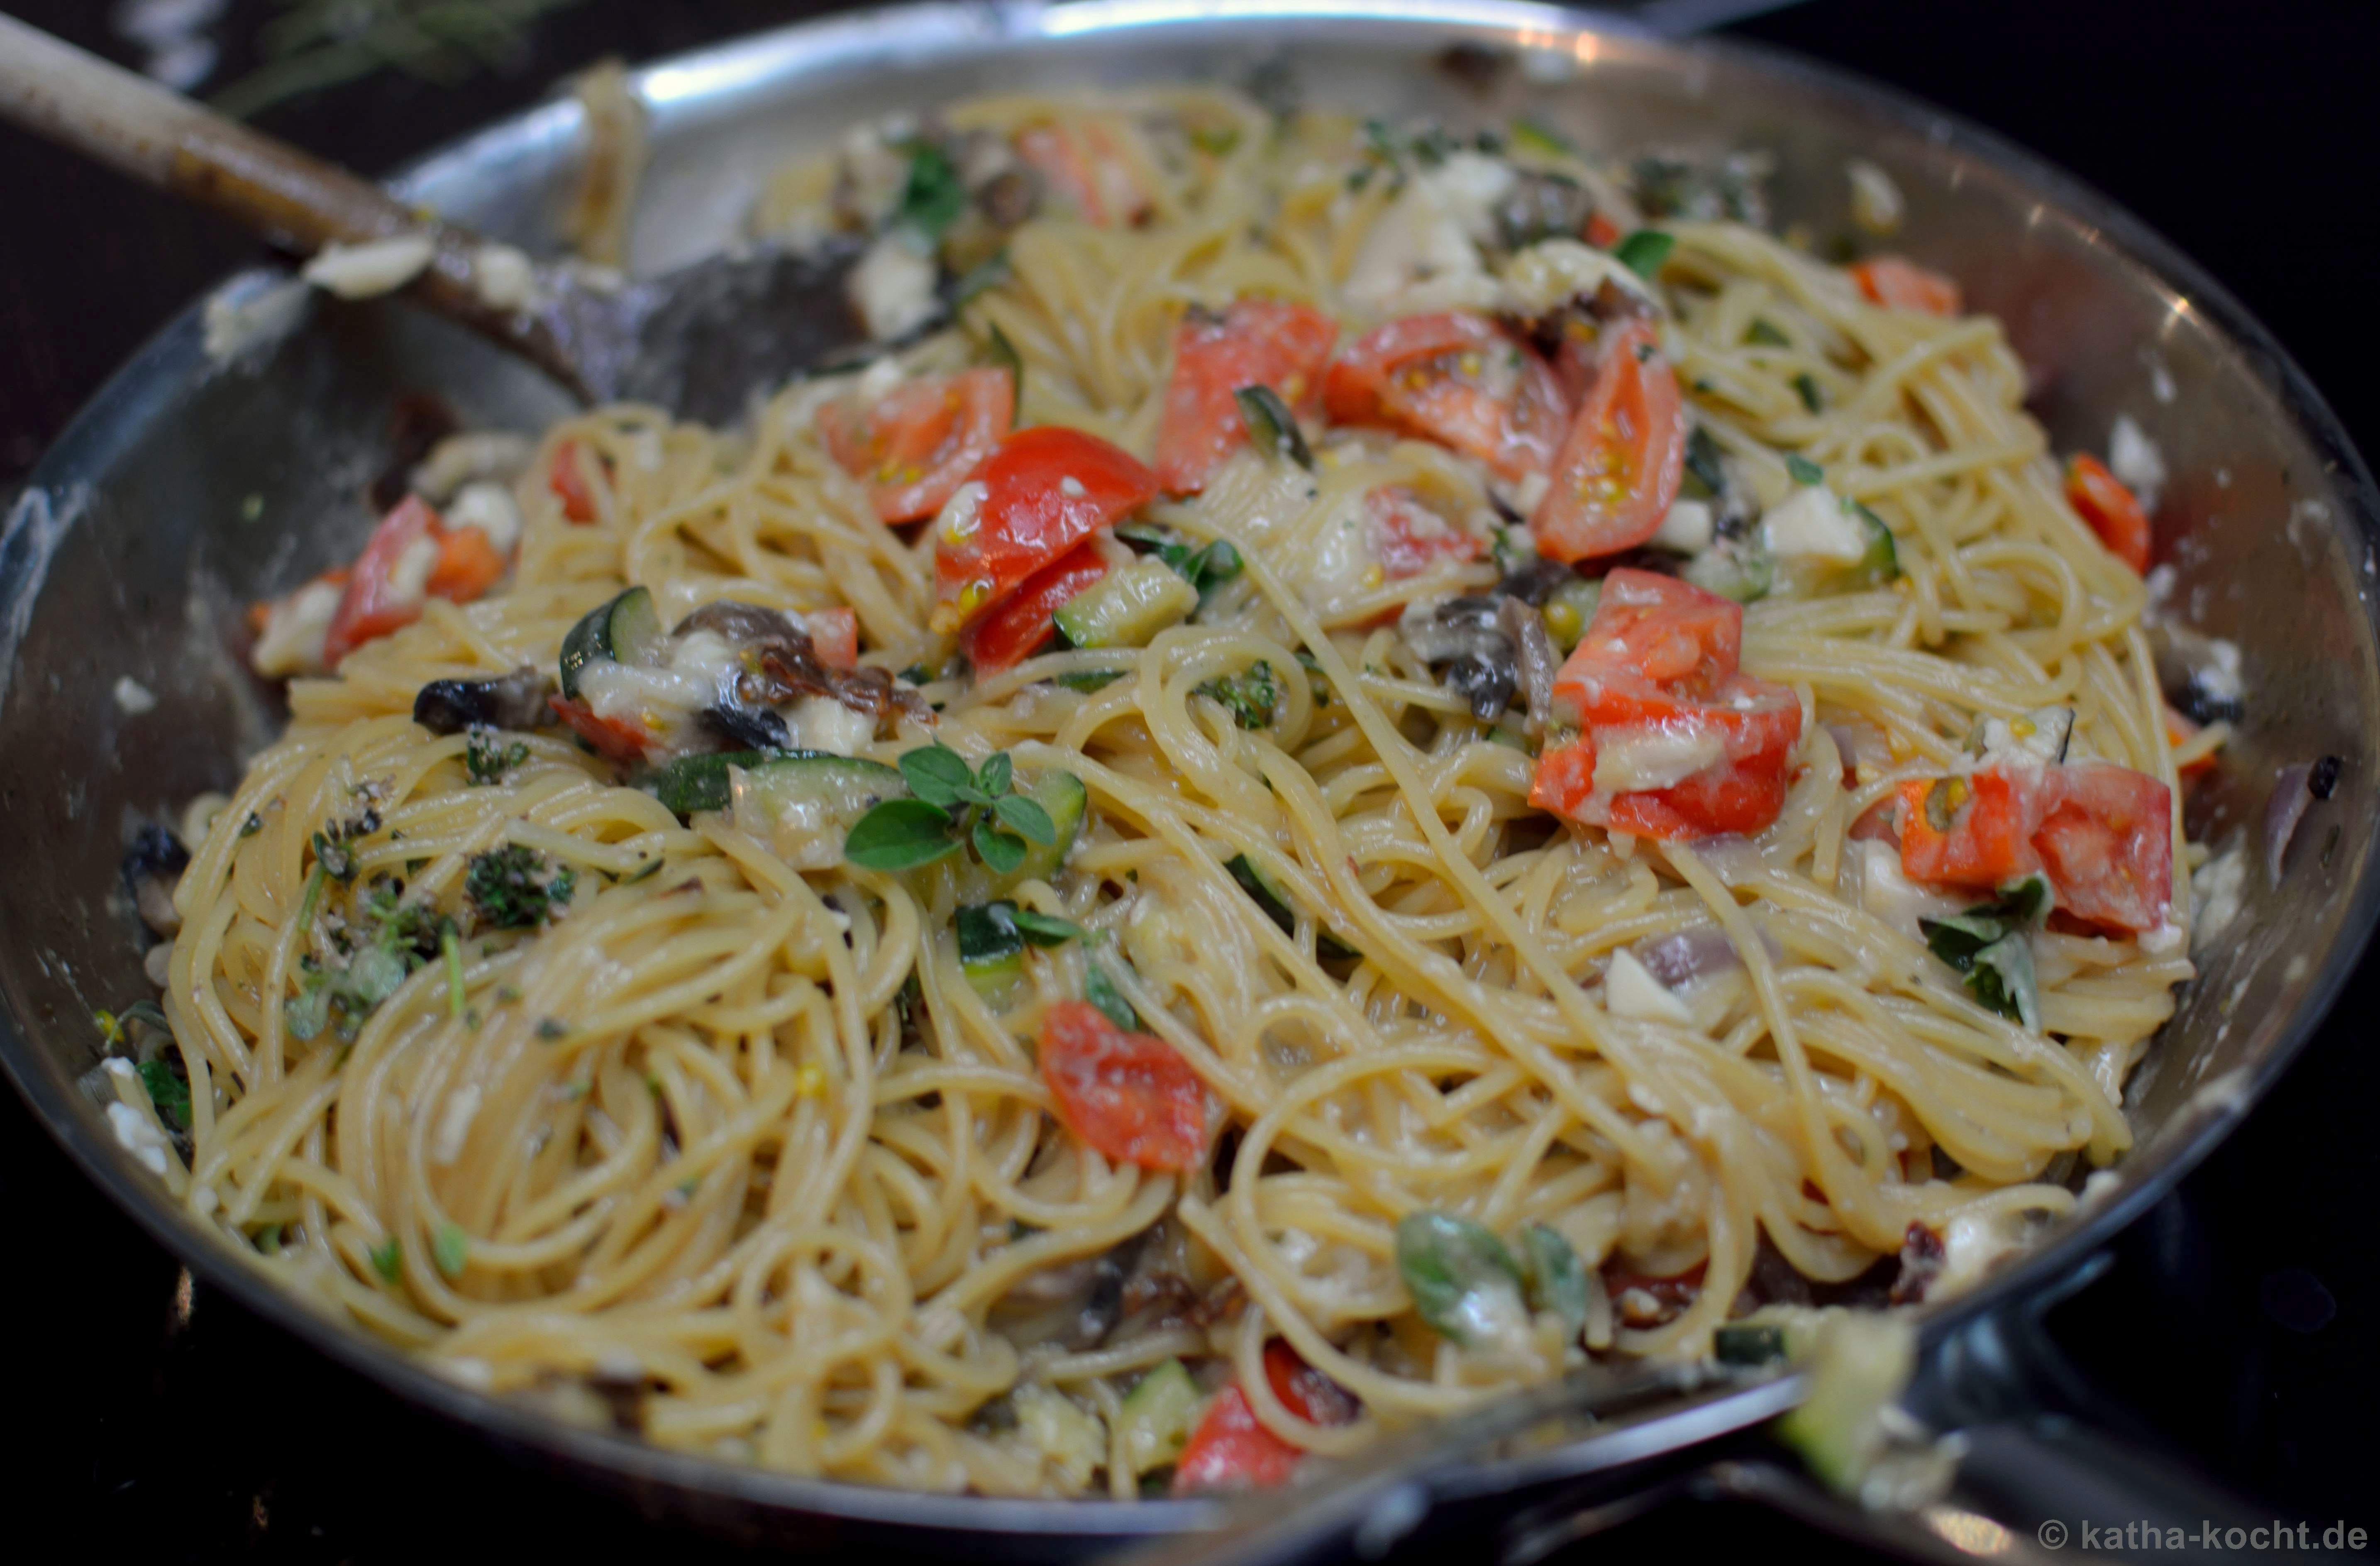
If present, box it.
[4,1,2376,1552]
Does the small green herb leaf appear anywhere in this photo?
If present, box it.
[1714,1322,1787,1366]
[431,1222,469,1279]
[1519,1223,1589,1334]
[1194,661,1279,730]
[1396,1211,1526,1346]
[1683,425,1728,499]
[1055,669,1128,693]
[973,816,1028,877]
[899,744,976,809]
[992,791,1056,845]
[977,750,1015,799]
[1745,318,1791,348]
[1793,371,1824,414]
[1085,955,1140,1031]
[1786,453,1825,486]
[1613,228,1675,279]
[1009,907,1084,945]
[369,1237,402,1283]
[465,845,575,929]
[1235,385,1314,471]
[846,798,962,870]
[137,1055,189,1129]
[896,139,967,242]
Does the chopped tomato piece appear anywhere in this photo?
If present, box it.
[1365,486,1482,579]
[323,496,442,665]
[932,426,1158,633]
[1531,322,1686,562]
[805,606,860,670]
[1584,210,1623,249]
[1154,299,1340,494]
[818,368,1013,523]
[1550,568,1742,725]
[2033,764,2173,933]
[1323,312,1571,482]
[1532,572,1802,840]
[1262,1340,1358,1427]
[549,438,603,524]
[1037,999,1207,1171]
[2164,704,2216,781]
[547,694,653,763]
[2065,453,2153,574]
[1172,1386,1302,1495]
[1015,121,1150,227]
[1851,256,1963,316]
[1896,770,2042,889]
[962,542,1108,675]
[426,524,507,604]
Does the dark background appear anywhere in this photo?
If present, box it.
[4,0,2378,1558]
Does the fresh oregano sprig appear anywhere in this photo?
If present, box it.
[845,743,1057,875]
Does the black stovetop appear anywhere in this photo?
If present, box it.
[5,1,2377,1557]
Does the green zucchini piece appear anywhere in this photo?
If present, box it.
[1682,545,1774,605]
[730,752,908,870]
[1052,559,1199,650]
[1713,1322,1787,1366]
[1849,500,1900,586]
[649,750,783,816]
[1226,852,1357,960]
[1007,769,1087,887]
[559,586,666,699]
[1116,1359,1201,1475]
[957,902,1026,994]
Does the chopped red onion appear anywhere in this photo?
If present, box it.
[2265,762,2315,887]
[1635,924,1784,988]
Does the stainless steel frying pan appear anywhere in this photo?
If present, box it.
[4,4,2375,1560]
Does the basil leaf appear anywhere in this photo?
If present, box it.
[899,744,976,809]
[973,816,1027,876]
[845,798,962,870]
[1190,540,1243,594]
[896,140,967,242]
[1967,931,2041,1030]
[1519,1223,1589,1334]
[1793,371,1823,413]
[1920,912,2005,967]
[992,792,1057,845]
[1086,958,1140,1031]
[1009,908,1084,946]
[1396,1211,1526,1346]
[1745,318,1790,348]
[1612,228,1674,279]
[986,325,1024,418]
[977,750,1014,799]
[432,1222,469,1280]
[1235,385,1314,471]
[1786,454,1825,486]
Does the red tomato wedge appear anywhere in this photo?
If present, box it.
[805,606,861,670]
[1365,486,1483,579]
[2164,704,2216,781]
[1896,770,2042,889]
[1531,323,1687,563]
[2033,765,2173,933]
[818,368,1014,524]
[1852,257,1963,316]
[2065,453,2153,574]
[1172,1386,1302,1495]
[547,694,653,763]
[1532,571,1802,840]
[1037,1000,1207,1171]
[1154,300,1340,494]
[426,524,507,604]
[1584,210,1623,249]
[1015,121,1150,227]
[549,438,603,523]
[1323,313,1571,483]
[323,496,441,665]
[1263,1340,1358,1427]
[963,542,1109,674]
[932,426,1158,633]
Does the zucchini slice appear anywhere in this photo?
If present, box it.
[559,585,666,699]
[729,752,907,869]
[1008,768,1088,887]
[1226,851,1358,960]
[1052,559,1198,650]
[648,748,847,816]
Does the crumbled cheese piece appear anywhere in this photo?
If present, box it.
[1651,498,1714,555]
[847,232,939,342]
[1845,159,1904,236]
[1760,483,1866,561]
[854,355,906,403]
[1501,238,1660,317]
[1345,158,1511,315]
[251,577,344,679]
[107,1100,171,1176]
[473,242,538,312]
[201,276,309,366]
[2197,638,2244,706]
[1594,724,1725,794]
[2108,415,2167,513]
[1605,948,1694,1024]
[792,695,875,755]
[1972,707,2073,782]
[2138,919,2187,955]
[303,233,437,300]
[113,676,158,715]
[447,481,522,555]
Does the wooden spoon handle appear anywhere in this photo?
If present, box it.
[0,12,585,384]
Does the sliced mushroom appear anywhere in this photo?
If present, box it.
[122,823,190,939]
[412,667,552,736]
[1402,596,1518,722]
